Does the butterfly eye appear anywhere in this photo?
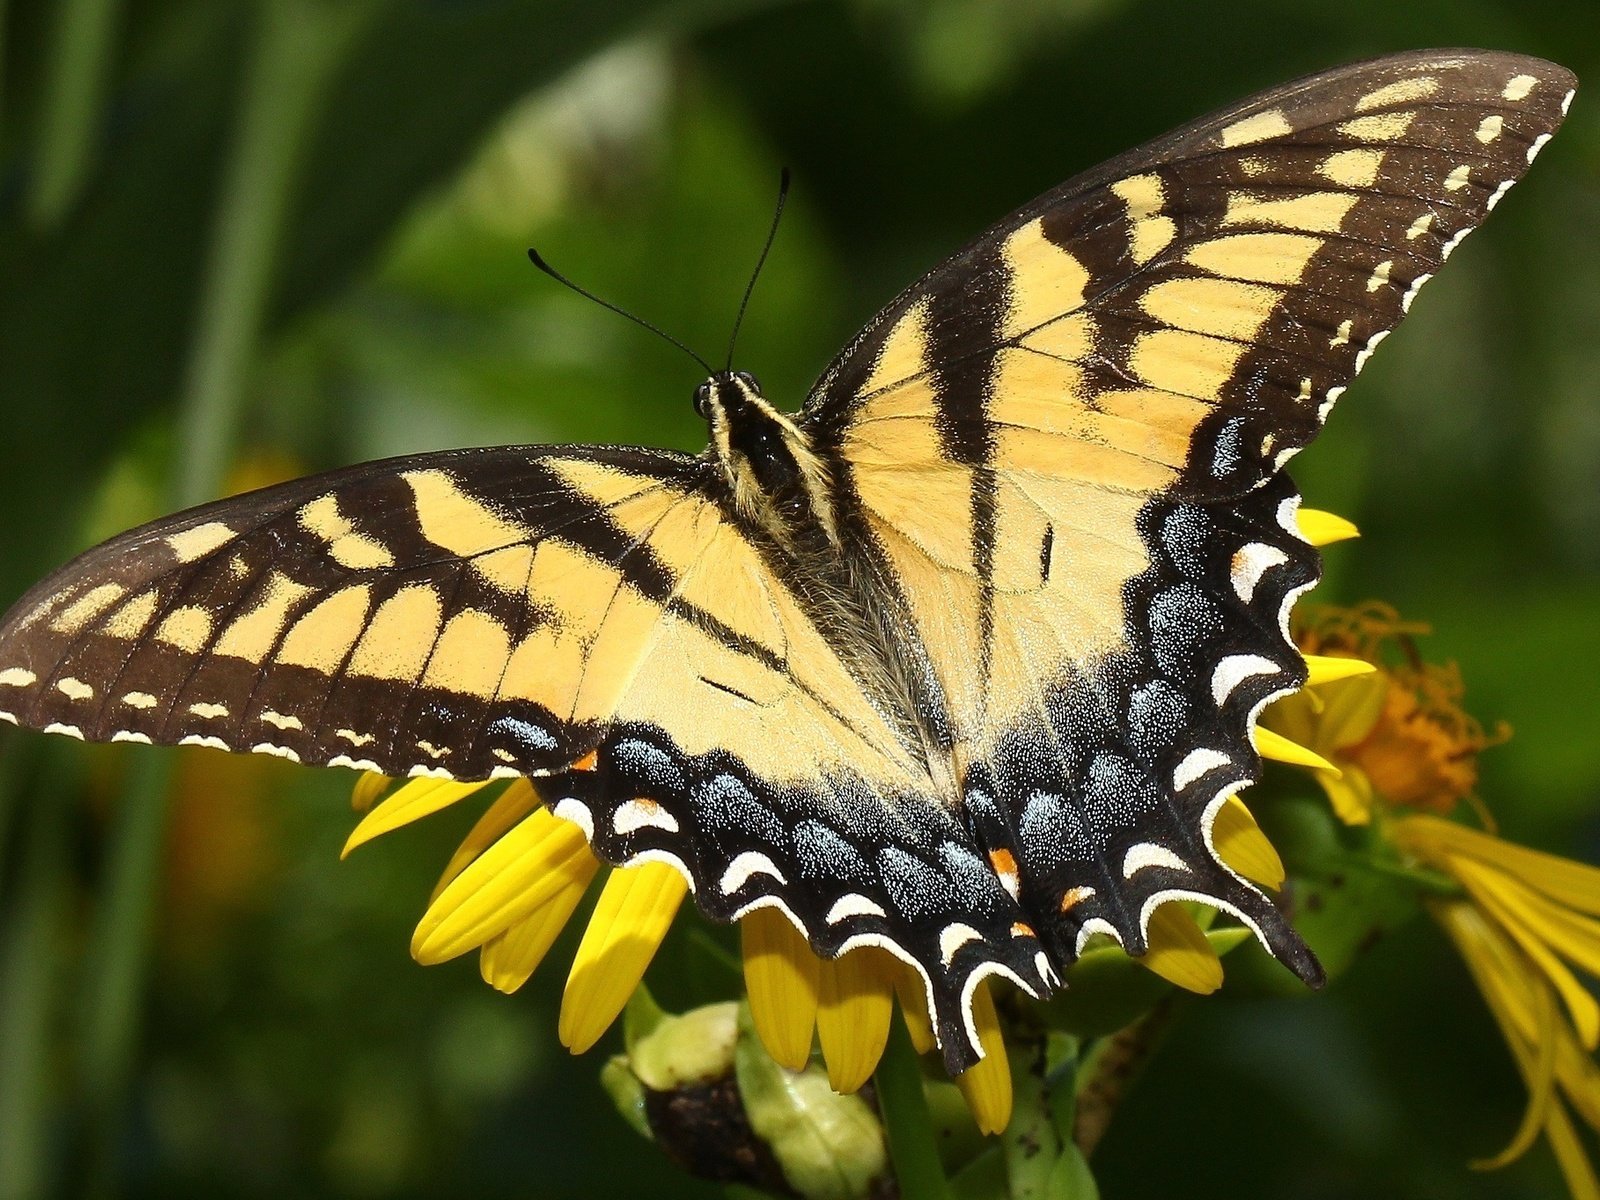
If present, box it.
[693,384,712,419]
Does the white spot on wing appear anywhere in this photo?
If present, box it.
[336,728,374,746]
[826,893,887,924]
[56,677,93,701]
[1527,132,1553,163]
[122,691,157,710]
[405,765,455,780]
[1486,179,1515,211]
[1122,841,1189,878]
[939,922,983,966]
[0,668,37,688]
[1502,74,1537,101]
[720,850,785,895]
[1318,385,1346,422]
[251,743,301,762]
[1353,329,1390,374]
[1444,164,1473,191]
[1231,543,1289,603]
[187,701,229,719]
[1475,114,1504,143]
[45,722,85,739]
[1405,211,1435,240]
[261,710,303,731]
[1277,495,1305,541]
[178,734,229,751]
[328,754,381,773]
[1173,747,1232,791]
[1211,654,1280,705]
[1365,259,1393,293]
[612,798,680,836]
[1401,274,1432,314]
[111,731,153,744]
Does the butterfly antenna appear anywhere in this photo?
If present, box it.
[526,248,713,375]
[724,167,791,371]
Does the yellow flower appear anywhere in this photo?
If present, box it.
[1261,601,1504,824]
[1264,600,1600,1197]
[1397,816,1600,1200]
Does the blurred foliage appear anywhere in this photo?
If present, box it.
[1,1,1598,1197]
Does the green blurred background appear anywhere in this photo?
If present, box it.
[1,1,1597,1196]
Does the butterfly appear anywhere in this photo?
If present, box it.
[0,49,1574,1072]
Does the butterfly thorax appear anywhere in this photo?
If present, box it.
[701,372,839,551]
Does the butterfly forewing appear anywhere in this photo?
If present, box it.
[0,443,1054,1068]
[806,50,1574,973]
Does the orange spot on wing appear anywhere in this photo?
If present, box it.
[572,750,598,772]
[988,849,1017,875]
[1010,922,1036,939]
[1059,885,1094,913]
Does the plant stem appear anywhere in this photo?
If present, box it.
[75,2,376,1193]
[875,1011,955,1200]
[27,0,123,228]
[1072,1000,1176,1158]
[1001,1025,1063,1200]
[0,753,77,1200]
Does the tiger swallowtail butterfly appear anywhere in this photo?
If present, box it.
[0,49,1574,1070]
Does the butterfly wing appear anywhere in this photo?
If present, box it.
[805,51,1575,973]
[0,443,1050,1068]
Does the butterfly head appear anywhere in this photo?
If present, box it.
[698,370,838,547]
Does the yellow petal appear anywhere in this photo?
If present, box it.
[559,861,689,1054]
[1308,671,1389,752]
[1450,856,1600,1050]
[816,946,895,1094]
[1556,1027,1600,1132]
[429,780,541,904]
[1253,725,1341,776]
[1436,900,1542,1048]
[479,855,595,993]
[1303,654,1378,687]
[1402,815,1600,917]
[342,777,490,858]
[1317,767,1375,825]
[893,968,938,1056]
[350,772,393,813]
[1140,903,1223,994]
[1432,900,1593,1181]
[1472,973,1559,1171]
[741,906,820,1071]
[1296,508,1359,545]
[954,979,1012,1135]
[1542,1097,1600,1200]
[412,806,595,963]
[1211,795,1285,890]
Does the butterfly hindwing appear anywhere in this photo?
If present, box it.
[806,51,1573,970]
